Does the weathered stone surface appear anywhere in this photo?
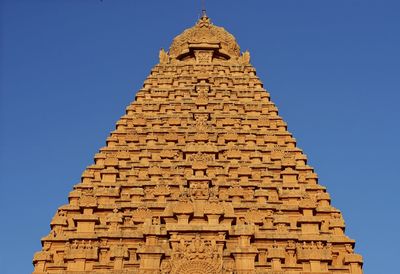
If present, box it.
[33,14,362,274]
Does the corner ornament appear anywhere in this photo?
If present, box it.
[238,50,250,65]
[159,48,170,64]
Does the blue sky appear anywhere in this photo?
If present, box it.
[1,0,399,273]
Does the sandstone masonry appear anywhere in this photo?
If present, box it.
[33,15,363,274]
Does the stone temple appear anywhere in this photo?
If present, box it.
[33,14,363,274]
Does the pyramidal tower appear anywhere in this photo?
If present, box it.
[33,14,363,274]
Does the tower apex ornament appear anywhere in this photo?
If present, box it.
[201,0,207,18]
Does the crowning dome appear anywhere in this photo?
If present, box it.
[169,14,241,60]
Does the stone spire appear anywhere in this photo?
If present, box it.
[32,16,363,274]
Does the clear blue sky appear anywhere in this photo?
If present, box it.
[1,0,399,273]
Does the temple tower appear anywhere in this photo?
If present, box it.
[33,14,363,274]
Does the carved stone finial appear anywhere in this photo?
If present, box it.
[202,9,207,18]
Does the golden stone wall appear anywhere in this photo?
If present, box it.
[33,15,363,274]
